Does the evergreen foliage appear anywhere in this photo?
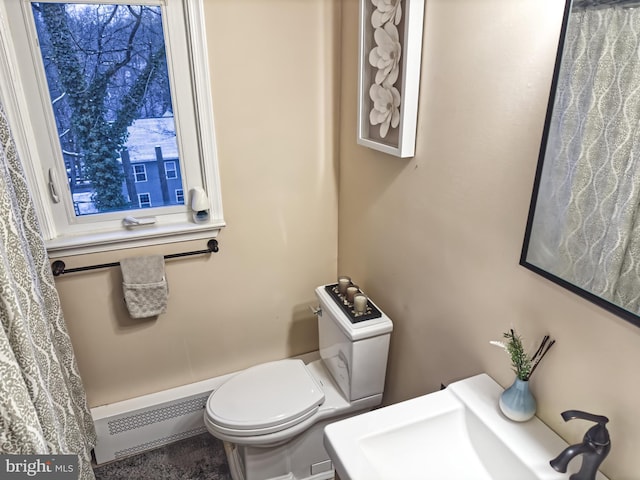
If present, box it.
[492,329,556,381]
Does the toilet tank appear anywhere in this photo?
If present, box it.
[315,285,393,402]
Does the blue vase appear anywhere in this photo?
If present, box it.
[499,378,536,422]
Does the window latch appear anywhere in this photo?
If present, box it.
[48,168,60,203]
[122,216,157,227]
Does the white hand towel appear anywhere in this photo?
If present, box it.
[120,255,168,318]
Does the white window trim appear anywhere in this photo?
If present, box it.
[133,164,148,183]
[0,0,225,257]
[138,192,151,208]
[175,188,184,203]
[165,160,177,179]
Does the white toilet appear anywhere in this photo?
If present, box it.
[204,284,393,480]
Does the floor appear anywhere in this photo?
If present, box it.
[93,433,232,480]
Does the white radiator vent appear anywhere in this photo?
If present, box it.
[91,374,232,465]
[107,395,209,435]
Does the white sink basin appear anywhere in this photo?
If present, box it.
[324,374,609,480]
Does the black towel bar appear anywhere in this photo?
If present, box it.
[51,239,219,276]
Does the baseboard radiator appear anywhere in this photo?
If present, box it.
[91,373,233,464]
[91,352,319,464]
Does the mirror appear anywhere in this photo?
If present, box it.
[521,0,640,327]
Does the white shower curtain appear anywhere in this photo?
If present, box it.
[0,102,96,478]
[529,6,640,313]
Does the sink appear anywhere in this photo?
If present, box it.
[324,374,609,480]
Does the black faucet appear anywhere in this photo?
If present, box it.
[550,410,610,480]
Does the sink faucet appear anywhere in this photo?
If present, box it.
[550,410,610,480]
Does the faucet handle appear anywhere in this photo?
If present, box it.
[560,410,608,425]
[561,410,610,447]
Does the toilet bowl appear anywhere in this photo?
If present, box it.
[204,284,393,480]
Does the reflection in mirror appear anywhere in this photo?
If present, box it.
[522,0,640,326]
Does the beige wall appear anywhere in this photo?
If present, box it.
[338,0,640,479]
[54,0,340,407]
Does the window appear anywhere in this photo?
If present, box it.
[165,161,177,180]
[133,165,148,183]
[138,193,151,208]
[0,0,224,255]
[175,189,184,204]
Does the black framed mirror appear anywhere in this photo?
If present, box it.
[521,0,640,328]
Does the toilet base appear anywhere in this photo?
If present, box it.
[223,413,360,480]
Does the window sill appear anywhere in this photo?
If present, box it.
[46,219,225,257]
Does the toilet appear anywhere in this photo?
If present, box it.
[204,284,393,480]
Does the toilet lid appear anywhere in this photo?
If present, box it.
[206,359,325,432]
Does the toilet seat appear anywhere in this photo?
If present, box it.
[206,359,325,437]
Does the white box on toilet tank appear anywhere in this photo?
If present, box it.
[315,285,393,402]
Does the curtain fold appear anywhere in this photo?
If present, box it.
[0,101,96,479]
[528,6,640,313]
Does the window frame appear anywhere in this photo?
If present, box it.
[0,0,224,256]
[165,160,178,179]
[133,164,148,183]
[137,192,151,208]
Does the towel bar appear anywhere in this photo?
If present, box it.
[50,239,219,276]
